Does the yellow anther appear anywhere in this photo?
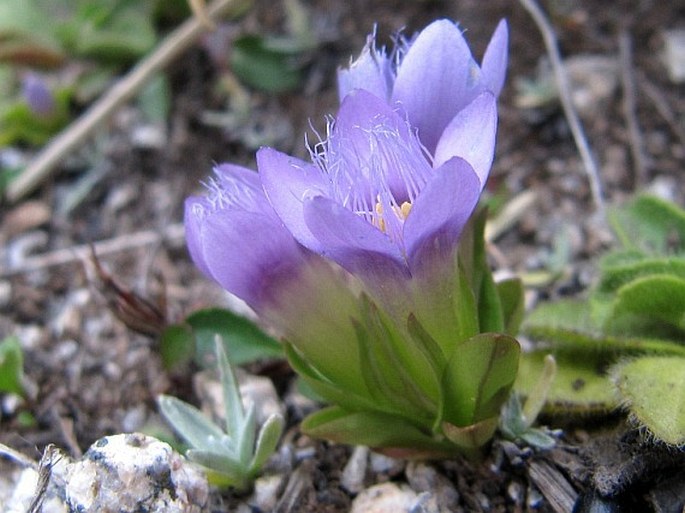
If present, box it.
[399,201,412,220]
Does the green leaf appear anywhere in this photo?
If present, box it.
[231,34,302,93]
[159,324,194,370]
[515,351,616,415]
[137,73,170,124]
[215,339,246,440]
[157,395,233,456]
[250,413,284,473]
[607,275,685,335]
[597,256,685,295]
[611,356,685,445]
[0,336,23,395]
[187,308,282,367]
[440,333,520,428]
[609,194,685,255]
[186,449,250,490]
[301,406,455,457]
[523,300,685,356]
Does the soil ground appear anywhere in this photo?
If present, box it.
[1,0,684,511]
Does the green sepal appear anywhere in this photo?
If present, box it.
[496,278,525,336]
[354,296,437,421]
[611,356,685,446]
[440,333,520,428]
[515,351,617,416]
[284,343,380,413]
[301,406,455,457]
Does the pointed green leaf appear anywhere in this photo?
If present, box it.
[250,414,284,473]
[187,308,282,367]
[611,356,685,445]
[440,333,520,427]
[186,449,249,490]
[301,406,454,456]
[157,395,233,455]
[515,351,616,415]
[478,266,505,334]
[215,338,245,439]
[0,336,23,395]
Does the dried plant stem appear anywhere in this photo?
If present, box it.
[1,223,185,278]
[6,0,248,203]
[619,29,648,187]
[518,0,605,215]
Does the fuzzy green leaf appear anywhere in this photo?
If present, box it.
[607,275,685,335]
[515,351,616,415]
[185,449,250,490]
[609,195,685,255]
[611,356,685,445]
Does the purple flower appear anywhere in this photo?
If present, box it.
[338,19,508,154]
[258,87,497,287]
[185,164,369,394]
[21,72,56,118]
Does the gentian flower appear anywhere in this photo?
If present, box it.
[185,18,520,457]
[258,88,498,350]
[338,19,507,154]
[185,164,369,396]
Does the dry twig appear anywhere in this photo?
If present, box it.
[638,71,685,149]
[1,223,184,278]
[619,29,648,187]
[518,0,605,216]
[6,0,249,202]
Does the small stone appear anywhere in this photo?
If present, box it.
[2,200,51,238]
[349,482,419,513]
[369,452,406,479]
[662,29,685,83]
[65,433,209,513]
[409,492,441,513]
[341,445,369,494]
[565,55,619,116]
[247,474,286,511]
[406,462,459,511]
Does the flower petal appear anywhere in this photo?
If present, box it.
[433,92,498,186]
[303,195,409,280]
[404,156,481,275]
[480,19,508,97]
[200,210,306,310]
[184,196,214,279]
[337,38,393,101]
[257,147,328,253]
[392,20,476,153]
